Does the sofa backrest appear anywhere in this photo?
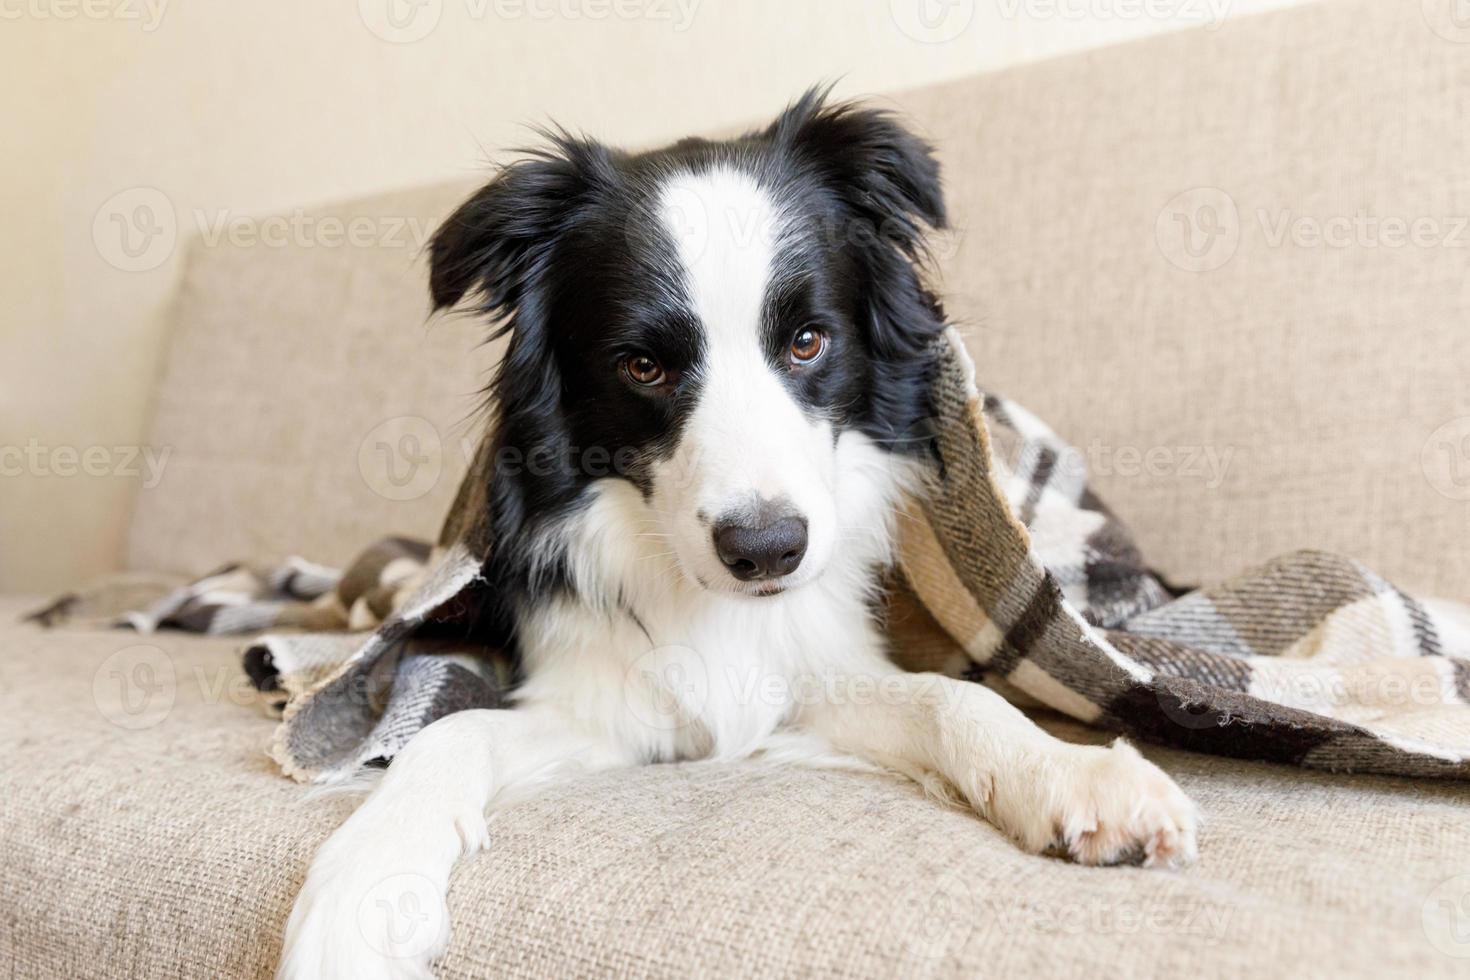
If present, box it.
[126,180,486,575]
[129,0,1470,597]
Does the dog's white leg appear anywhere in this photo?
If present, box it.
[799,672,1198,868]
[277,707,625,980]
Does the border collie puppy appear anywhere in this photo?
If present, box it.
[280,91,1197,979]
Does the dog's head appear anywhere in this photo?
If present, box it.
[430,88,947,598]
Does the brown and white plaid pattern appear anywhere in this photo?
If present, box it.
[34,331,1470,782]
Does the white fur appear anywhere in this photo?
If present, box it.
[652,167,841,596]
[278,170,1197,980]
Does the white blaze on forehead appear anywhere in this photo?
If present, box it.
[650,166,840,591]
[656,166,785,355]
[654,166,826,500]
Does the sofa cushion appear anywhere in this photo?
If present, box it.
[4,596,1467,979]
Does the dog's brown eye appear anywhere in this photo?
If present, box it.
[790,327,826,364]
[623,354,666,386]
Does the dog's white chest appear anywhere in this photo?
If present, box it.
[516,581,891,765]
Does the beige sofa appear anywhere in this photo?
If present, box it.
[6,0,1470,976]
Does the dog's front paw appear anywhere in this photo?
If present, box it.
[278,856,449,980]
[988,740,1198,869]
[1055,740,1198,867]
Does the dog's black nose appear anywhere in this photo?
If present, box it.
[713,515,808,581]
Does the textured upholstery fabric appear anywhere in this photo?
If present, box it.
[14,0,1470,977]
[3,596,1467,979]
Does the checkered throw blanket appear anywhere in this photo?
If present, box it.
[34,331,1470,782]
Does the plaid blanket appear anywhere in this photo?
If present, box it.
[34,330,1470,782]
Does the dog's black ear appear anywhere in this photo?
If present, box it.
[772,88,949,454]
[428,134,610,317]
[768,86,946,256]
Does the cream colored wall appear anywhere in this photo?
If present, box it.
[0,0,1310,592]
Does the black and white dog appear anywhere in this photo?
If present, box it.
[280,90,1197,979]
